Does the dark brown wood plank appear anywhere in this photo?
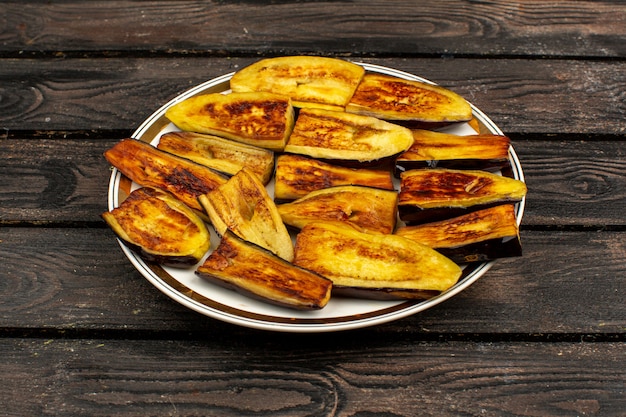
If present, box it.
[1,337,623,416]
[518,139,626,227]
[1,227,624,335]
[3,138,626,227]
[2,1,625,58]
[1,57,624,134]
[1,1,621,412]
[0,139,112,225]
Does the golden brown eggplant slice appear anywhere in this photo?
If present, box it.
[165,91,295,151]
[274,154,394,201]
[395,129,512,174]
[395,204,522,263]
[196,230,332,310]
[398,168,527,224]
[346,73,472,124]
[284,108,414,163]
[104,138,228,212]
[157,131,275,184]
[102,187,210,267]
[293,222,462,299]
[229,56,365,111]
[198,167,294,262]
[277,185,398,234]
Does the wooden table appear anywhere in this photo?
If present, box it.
[2,1,624,415]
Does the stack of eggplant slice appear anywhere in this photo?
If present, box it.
[102,56,527,310]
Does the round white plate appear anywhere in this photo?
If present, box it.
[107,62,525,333]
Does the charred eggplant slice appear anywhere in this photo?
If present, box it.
[198,167,294,262]
[164,91,295,151]
[274,154,394,201]
[102,187,210,267]
[346,73,472,124]
[284,108,414,163]
[196,230,332,310]
[398,168,527,224]
[157,131,275,184]
[277,185,398,234]
[395,129,512,174]
[104,138,227,212]
[395,204,522,263]
[293,222,462,299]
[229,56,365,111]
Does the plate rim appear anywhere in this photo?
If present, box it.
[107,62,526,333]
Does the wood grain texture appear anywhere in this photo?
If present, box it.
[0,57,624,134]
[2,1,625,58]
[518,140,626,227]
[0,1,624,414]
[1,227,624,335]
[1,338,623,416]
[0,139,112,224]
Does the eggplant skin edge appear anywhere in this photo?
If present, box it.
[293,222,462,296]
[102,187,211,268]
[196,230,332,310]
[435,236,522,264]
[103,138,228,212]
[109,238,204,268]
[332,286,441,301]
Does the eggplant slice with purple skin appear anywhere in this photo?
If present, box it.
[274,154,394,201]
[157,131,275,185]
[395,204,522,263]
[229,55,365,111]
[164,91,295,151]
[277,185,398,235]
[102,187,210,268]
[346,73,472,124]
[293,222,462,300]
[346,73,472,125]
[284,107,414,164]
[398,168,527,225]
[395,129,512,174]
[198,167,294,262]
[196,230,333,310]
[104,138,228,213]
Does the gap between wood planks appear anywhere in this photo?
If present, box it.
[2,49,626,61]
[0,326,623,344]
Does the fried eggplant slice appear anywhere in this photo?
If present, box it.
[229,56,365,111]
[293,222,462,299]
[164,92,294,151]
[196,230,332,310]
[102,187,210,267]
[157,131,275,184]
[395,129,512,174]
[398,168,527,224]
[277,185,398,234]
[395,204,522,263]
[274,154,394,201]
[284,108,414,163]
[198,167,294,261]
[346,73,472,124]
[104,138,227,212]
